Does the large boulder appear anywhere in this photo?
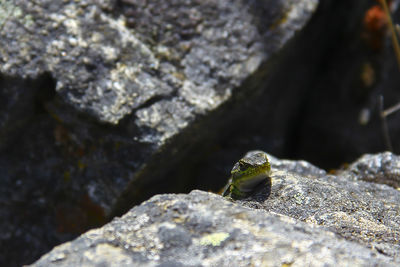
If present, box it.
[0,0,319,265]
[31,152,400,266]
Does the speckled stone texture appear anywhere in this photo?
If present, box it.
[32,152,400,266]
[0,0,317,126]
[344,152,400,189]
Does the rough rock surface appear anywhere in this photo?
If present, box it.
[32,152,400,266]
[244,152,400,261]
[345,152,400,189]
[0,0,317,126]
[0,0,319,266]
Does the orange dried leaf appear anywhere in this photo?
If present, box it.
[364,5,387,33]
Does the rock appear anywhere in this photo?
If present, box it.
[0,0,317,126]
[31,152,400,266]
[344,151,400,189]
[0,0,319,266]
[30,192,396,266]
[238,152,400,262]
[268,152,327,178]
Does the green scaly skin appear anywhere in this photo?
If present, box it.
[222,151,271,199]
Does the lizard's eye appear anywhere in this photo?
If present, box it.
[238,160,250,171]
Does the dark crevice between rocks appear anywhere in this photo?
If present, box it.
[33,72,57,114]
[0,72,56,149]
[0,73,65,267]
[282,0,369,166]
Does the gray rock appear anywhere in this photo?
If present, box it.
[31,190,397,266]
[31,152,400,266]
[0,0,319,266]
[0,0,317,126]
[267,152,327,178]
[344,152,400,189]
[238,152,400,262]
